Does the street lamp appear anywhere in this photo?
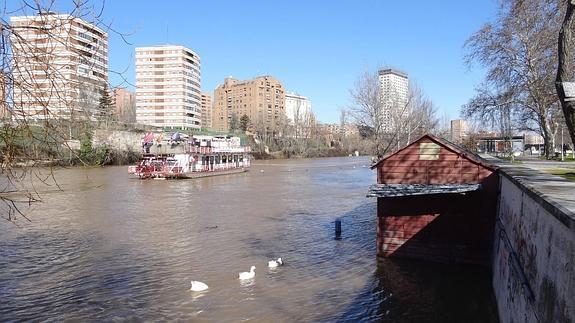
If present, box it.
[562,125,565,161]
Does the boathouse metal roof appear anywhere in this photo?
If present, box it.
[366,183,482,198]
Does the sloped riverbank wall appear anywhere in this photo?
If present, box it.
[493,165,574,322]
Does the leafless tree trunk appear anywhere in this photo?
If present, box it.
[556,0,575,146]
[339,109,347,142]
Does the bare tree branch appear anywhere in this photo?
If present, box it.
[464,0,563,159]
[0,0,132,223]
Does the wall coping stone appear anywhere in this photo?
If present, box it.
[482,155,575,232]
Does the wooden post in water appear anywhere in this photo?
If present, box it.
[335,219,342,240]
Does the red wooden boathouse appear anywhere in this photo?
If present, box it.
[368,134,499,265]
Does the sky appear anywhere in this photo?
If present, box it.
[53,0,497,124]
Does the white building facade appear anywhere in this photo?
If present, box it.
[285,92,312,124]
[378,69,409,133]
[135,45,201,129]
[10,13,108,120]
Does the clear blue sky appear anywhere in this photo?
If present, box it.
[95,1,496,123]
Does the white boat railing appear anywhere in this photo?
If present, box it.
[184,146,251,154]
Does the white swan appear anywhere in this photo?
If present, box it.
[268,257,283,268]
[190,280,209,292]
[238,266,256,279]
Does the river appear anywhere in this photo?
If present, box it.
[0,157,498,322]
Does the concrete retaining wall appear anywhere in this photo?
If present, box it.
[493,166,575,322]
[92,129,143,152]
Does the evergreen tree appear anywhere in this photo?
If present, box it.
[98,84,115,125]
[229,113,240,133]
[240,114,250,132]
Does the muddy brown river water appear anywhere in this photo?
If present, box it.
[0,157,498,322]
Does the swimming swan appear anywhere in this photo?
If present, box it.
[238,266,256,280]
[268,257,283,268]
[190,280,209,292]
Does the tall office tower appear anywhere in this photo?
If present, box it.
[135,45,201,129]
[285,92,312,123]
[213,76,285,133]
[10,13,108,120]
[200,92,212,129]
[378,68,409,133]
[113,87,135,123]
[450,119,469,143]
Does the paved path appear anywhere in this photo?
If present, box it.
[482,154,575,226]
[515,155,575,171]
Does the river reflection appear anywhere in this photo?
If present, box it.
[0,157,498,322]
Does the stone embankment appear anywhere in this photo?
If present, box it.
[92,129,143,152]
[492,162,574,322]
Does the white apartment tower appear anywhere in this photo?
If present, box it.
[285,92,312,124]
[10,13,108,120]
[135,45,201,129]
[378,68,409,133]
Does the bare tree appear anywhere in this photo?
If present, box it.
[462,84,521,157]
[348,70,386,157]
[1,0,129,222]
[349,70,438,157]
[464,0,563,159]
[401,83,439,145]
[338,108,347,141]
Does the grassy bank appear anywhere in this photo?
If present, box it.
[546,168,575,181]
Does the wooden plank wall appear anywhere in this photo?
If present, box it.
[375,137,498,265]
[377,138,491,185]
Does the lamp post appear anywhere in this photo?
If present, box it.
[562,126,565,161]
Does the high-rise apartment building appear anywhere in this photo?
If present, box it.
[10,13,108,120]
[135,45,201,129]
[200,92,212,129]
[450,119,469,143]
[285,92,312,124]
[213,76,285,133]
[378,68,409,133]
[113,87,135,123]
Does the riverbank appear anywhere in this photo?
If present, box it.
[2,123,372,169]
[251,148,357,160]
